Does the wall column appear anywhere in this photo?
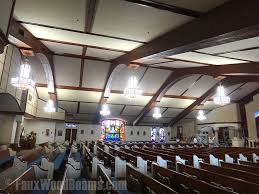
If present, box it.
[13,115,24,147]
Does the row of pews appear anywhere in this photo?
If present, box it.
[85,140,259,194]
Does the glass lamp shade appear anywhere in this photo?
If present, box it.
[213,85,230,106]
[100,104,110,116]
[153,107,162,119]
[44,100,56,112]
[124,76,143,98]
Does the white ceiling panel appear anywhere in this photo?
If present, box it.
[58,101,77,113]
[163,108,183,117]
[23,24,143,51]
[146,107,167,116]
[186,109,209,119]
[92,0,192,42]
[155,0,228,12]
[36,87,49,101]
[82,60,110,89]
[133,58,172,65]
[139,68,172,93]
[197,37,259,54]
[108,104,124,116]
[142,116,171,124]
[54,56,81,86]
[166,74,201,95]
[230,82,259,100]
[14,0,86,31]
[80,103,98,114]
[86,48,124,60]
[107,93,152,106]
[57,89,102,102]
[220,49,259,61]
[197,101,220,110]
[122,106,143,116]
[112,66,146,91]
[42,41,83,55]
[157,98,195,108]
[184,75,218,97]
[169,52,246,65]
[225,84,243,96]
[153,61,205,68]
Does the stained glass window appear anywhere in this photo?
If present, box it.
[159,128,165,142]
[151,127,156,142]
[100,118,126,141]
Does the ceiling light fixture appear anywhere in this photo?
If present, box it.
[124,76,143,98]
[153,107,162,119]
[11,58,35,90]
[44,99,56,112]
[100,104,110,116]
[213,84,230,106]
[196,110,206,121]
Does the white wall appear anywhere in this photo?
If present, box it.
[55,122,171,143]
[0,114,16,144]
[23,119,56,144]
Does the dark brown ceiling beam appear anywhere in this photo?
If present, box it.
[167,76,259,126]
[123,0,202,18]
[9,19,59,109]
[113,0,259,65]
[238,87,259,104]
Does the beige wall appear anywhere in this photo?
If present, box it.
[171,119,196,138]
[245,93,259,139]
[0,114,16,144]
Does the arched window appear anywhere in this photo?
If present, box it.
[151,127,156,142]
[159,128,165,142]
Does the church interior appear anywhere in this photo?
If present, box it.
[0,0,259,193]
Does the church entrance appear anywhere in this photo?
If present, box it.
[65,129,77,144]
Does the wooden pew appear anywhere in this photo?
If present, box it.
[0,148,14,168]
[96,164,120,194]
[220,161,259,174]
[177,163,259,194]
[152,163,237,194]
[239,160,259,167]
[200,163,259,184]
[109,147,137,166]
[126,164,178,194]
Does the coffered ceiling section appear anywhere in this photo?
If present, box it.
[92,0,193,42]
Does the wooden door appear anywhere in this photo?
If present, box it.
[65,129,71,142]
[177,126,183,139]
[71,129,77,143]
[218,128,224,143]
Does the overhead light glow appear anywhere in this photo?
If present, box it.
[11,59,35,90]
[100,104,110,116]
[153,107,162,119]
[124,76,143,98]
[44,100,56,112]
[213,85,230,106]
[197,110,206,121]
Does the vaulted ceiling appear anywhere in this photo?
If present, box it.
[9,0,259,125]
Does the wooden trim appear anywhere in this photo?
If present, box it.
[165,57,212,66]
[180,75,203,96]
[17,20,146,44]
[197,122,241,125]
[238,103,248,137]
[113,0,259,65]
[119,105,127,115]
[54,53,111,63]
[227,82,247,96]
[214,46,259,56]
[38,38,127,53]
[124,0,202,18]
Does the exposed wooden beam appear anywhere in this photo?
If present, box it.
[227,82,247,96]
[123,0,202,18]
[9,19,59,109]
[54,53,111,63]
[180,75,203,96]
[167,76,259,126]
[113,0,259,65]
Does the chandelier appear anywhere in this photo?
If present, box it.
[11,59,35,90]
[124,76,143,98]
[100,104,110,116]
[197,110,206,121]
[44,100,56,112]
[153,107,162,119]
[213,85,230,106]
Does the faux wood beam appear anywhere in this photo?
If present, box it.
[124,0,202,18]
[9,19,58,109]
[167,76,259,127]
[113,0,259,65]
